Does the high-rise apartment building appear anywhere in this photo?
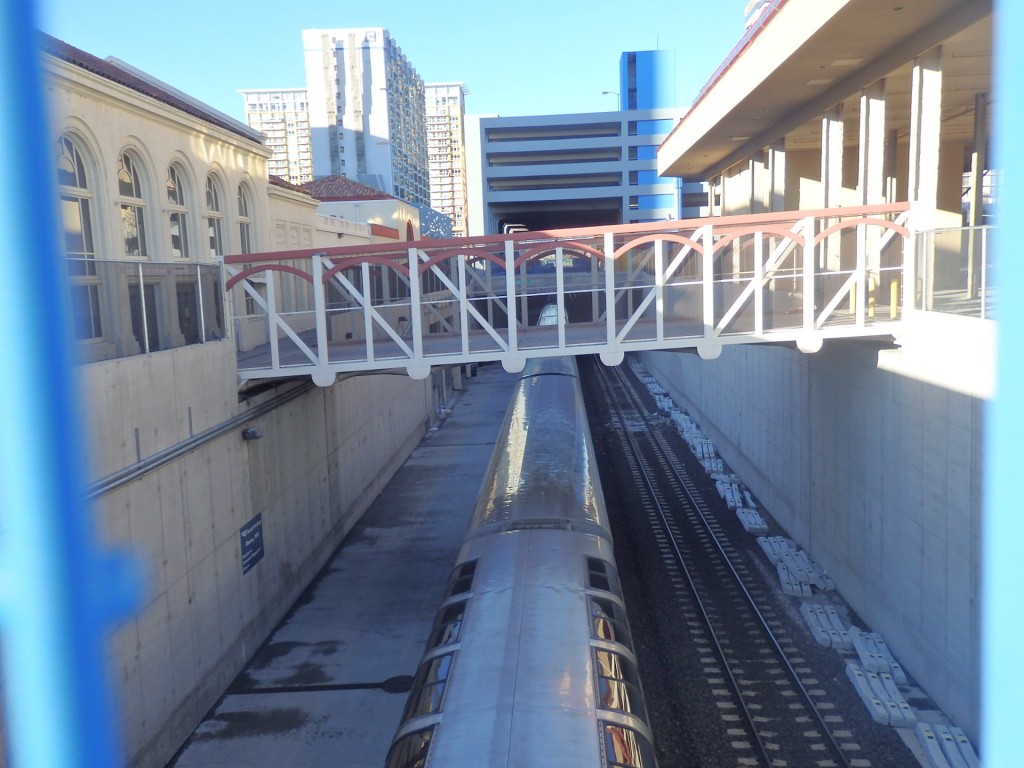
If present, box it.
[239,88,313,184]
[425,83,469,237]
[302,27,429,207]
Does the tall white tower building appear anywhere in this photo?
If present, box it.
[425,83,469,237]
[302,27,429,207]
[239,88,313,184]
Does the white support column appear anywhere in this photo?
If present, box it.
[518,257,528,326]
[486,259,495,328]
[626,248,635,317]
[219,258,234,341]
[903,224,916,317]
[749,156,760,214]
[702,225,714,338]
[137,262,149,355]
[821,104,844,270]
[655,239,665,342]
[555,246,566,351]
[196,264,206,343]
[909,47,943,308]
[885,128,900,203]
[267,271,279,369]
[768,141,786,212]
[754,233,764,334]
[312,253,329,368]
[802,216,816,334]
[822,105,845,209]
[859,80,887,308]
[967,92,989,296]
[458,255,469,355]
[408,248,423,362]
[362,261,374,362]
[798,211,824,352]
[505,241,518,351]
[604,232,616,344]
[968,92,989,228]
[909,47,943,227]
[856,221,868,324]
[859,81,887,207]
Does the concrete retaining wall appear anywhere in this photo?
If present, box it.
[639,319,986,741]
[78,340,433,767]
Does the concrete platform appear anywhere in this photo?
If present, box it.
[167,363,519,768]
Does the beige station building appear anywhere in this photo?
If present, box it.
[38,32,457,768]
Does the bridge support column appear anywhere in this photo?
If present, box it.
[909,47,943,310]
[821,104,844,272]
[967,91,988,298]
[859,80,887,316]
[768,140,786,213]
[603,232,616,344]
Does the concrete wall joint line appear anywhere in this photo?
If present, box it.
[86,382,314,499]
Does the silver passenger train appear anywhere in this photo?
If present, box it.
[385,348,658,767]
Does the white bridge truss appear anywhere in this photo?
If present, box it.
[225,203,912,385]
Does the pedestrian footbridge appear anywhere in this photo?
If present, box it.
[226,203,912,385]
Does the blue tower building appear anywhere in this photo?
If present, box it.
[619,50,676,111]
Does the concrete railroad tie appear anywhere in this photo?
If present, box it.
[735,507,769,534]
[715,479,742,509]
[913,722,980,768]
[846,663,916,727]
[800,602,851,650]
[701,457,725,473]
[850,628,907,684]
[757,536,834,591]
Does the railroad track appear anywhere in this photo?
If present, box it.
[588,358,858,768]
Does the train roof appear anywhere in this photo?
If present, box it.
[468,360,609,540]
[389,531,655,767]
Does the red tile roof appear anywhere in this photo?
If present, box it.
[301,175,396,202]
[39,32,263,145]
[269,175,311,194]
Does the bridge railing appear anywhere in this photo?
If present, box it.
[915,224,995,319]
[66,257,225,363]
[223,203,911,382]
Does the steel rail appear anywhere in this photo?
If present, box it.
[592,363,774,766]
[595,360,853,768]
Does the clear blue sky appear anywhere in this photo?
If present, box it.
[37,0,743,121]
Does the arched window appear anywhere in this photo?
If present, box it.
[118,151,148,258]
[57,135,95,259]
[166,164,191,259]
[237,183,253,254]
[57,134,101,339]
[205,175,224,259]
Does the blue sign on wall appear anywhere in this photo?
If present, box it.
[240,514,264,574]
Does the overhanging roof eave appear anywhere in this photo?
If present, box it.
[656,0,993,182]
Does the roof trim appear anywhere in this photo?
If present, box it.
[40,32,264,145]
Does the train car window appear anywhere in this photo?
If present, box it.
[444,560,477,598]
[601,723,658,768]
[587,557,622,597]
[385,726,434,768]
[590,596,633,650]
[427,600,467,649]
[403,653,454,720]
[594,650,647,721]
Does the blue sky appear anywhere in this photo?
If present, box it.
[38,0,743,122]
